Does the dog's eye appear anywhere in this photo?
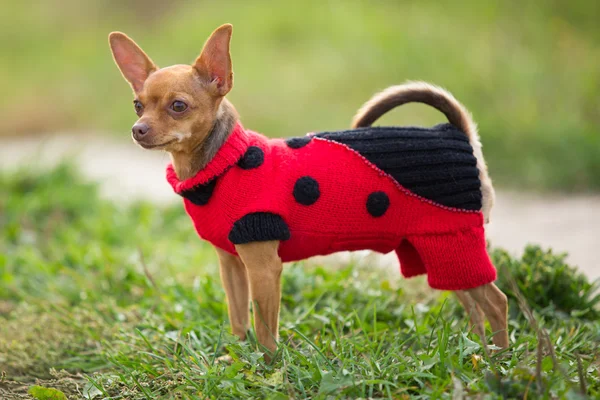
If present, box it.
[134,101,143,115]
[171,101,188,113]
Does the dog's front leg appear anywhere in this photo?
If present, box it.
[234,240,282,360]
[215,247,250,340]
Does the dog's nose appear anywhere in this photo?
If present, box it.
[132,123,149,140]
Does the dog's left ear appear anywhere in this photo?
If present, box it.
[194,24,233,97]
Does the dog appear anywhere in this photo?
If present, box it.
[109,24,508,360]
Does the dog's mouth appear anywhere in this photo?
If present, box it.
[135,138,177,150]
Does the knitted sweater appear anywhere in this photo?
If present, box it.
[167,122,496,290]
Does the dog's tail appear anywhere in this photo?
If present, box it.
[351,81,475,135]
[351,81,495,222]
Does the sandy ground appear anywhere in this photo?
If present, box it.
[1,132,598,280]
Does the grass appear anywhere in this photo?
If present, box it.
[1,0,600,191]
[1,165,599,399]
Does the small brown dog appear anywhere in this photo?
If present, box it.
[109,24,508,360]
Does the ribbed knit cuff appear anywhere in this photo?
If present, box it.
[228,212,291,244]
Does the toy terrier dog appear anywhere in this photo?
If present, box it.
[109,24,508,360]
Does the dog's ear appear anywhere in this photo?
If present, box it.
[109,32,157,92]
[194,24,233,96]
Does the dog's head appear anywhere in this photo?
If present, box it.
[108,24,233,153]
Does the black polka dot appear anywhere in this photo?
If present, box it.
[366,191,390,217]
[238,146,264,169]
[285,136,312,149]
[180,179,217,206]
[293,176,320,205]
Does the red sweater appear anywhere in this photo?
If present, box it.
[167,123,496,290]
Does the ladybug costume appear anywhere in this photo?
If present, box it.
[167,122,497,291]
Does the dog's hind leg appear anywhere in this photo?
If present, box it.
[235,240,283,361]
[401,230,506,347]
[216,247,251,340]
[454,290,486,339]
[466,283,509,348]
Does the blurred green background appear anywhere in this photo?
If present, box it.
[1,0,599,190]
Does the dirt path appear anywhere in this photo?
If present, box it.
[2,132,598,279]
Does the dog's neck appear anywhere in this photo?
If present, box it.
[170,99,239,180]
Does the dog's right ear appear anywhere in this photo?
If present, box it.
[109,32,157,92]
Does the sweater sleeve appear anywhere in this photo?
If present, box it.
[228,212,291,245]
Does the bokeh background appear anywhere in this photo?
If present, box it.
[1,2,600,396]
[2,0,599,190]
[1,0,599,276]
